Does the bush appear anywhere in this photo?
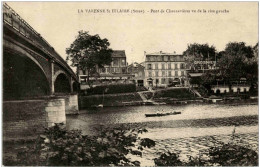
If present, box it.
[154,143,258,166]
[86,84,136,95]
[136,86,148,92]
[208,144,258,166]
[4,124,154,166]
[154,152,184,166]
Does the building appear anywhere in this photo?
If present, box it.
[78,50,134,90]
[187,60,218,87]
[144,51,187,87]
[127,62,145,86]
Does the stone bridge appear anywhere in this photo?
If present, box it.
[3,3,79,140]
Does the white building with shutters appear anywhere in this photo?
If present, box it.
[144,51,187,87]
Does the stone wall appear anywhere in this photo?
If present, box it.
[45,98,66,127]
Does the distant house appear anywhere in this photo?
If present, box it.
[127,62,145,86]
[211,78,251,94]
[78,50,134,90]
[144,51,187,87]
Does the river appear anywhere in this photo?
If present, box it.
[66,103,258,136]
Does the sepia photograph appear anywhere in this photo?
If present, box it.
[2,1,259,166]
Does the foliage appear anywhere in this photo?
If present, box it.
[189,76,203,86]
[154,152,183,166]
[217,42,257,82]
[136,86,148,92]
[66,31,113,87]
[5,124,153,166]
[208,144,258,166]
[154,142,258,166]
[85,84,136,95]
[140,138,155,148]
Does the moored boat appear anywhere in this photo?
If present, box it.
[145,111,181,117]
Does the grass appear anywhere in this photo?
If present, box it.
[153,88,196,99]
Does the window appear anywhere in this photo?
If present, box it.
[115,68,120,73]
[111,68,115,73]
[122,59,126,66]
[148,72,152,77]
[168,71,171,77]
[155,71,159,77]
[180,63,185,69]
[175,71,178,76]
[147,64,152,70]
[156,79,159,84]
[162,64,165,70]
[168,63,171,69]
[101,68,106,73]
[181,71,184,76]
[161,78,166,84]
[175,64,178,69]
[155,63,158,69]
[162,71,165,76]
[147,56,150,61]
[122,68,126,74]
[113,59,118,66]
[164,56,168,61]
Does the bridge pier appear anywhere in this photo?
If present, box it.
[51,59,55,95]
[56,94,79,115]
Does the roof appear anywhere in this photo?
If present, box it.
[127,62,145,68]
[146,51,181,56]
[111,50,126,58]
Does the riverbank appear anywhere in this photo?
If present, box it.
[79,92,143,108]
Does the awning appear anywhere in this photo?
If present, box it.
[189,73,203,77]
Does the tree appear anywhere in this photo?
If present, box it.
[66,31,113,87]
[217,42,256,83]
[183,43,217,71]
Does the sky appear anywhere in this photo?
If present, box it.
[6,2,259,65]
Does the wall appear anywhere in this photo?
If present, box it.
[3,98,66,141]
[231,86,250,93]
[211,86,230,94]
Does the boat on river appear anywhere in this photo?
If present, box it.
[145,111,181,117]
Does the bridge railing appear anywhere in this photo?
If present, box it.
[3,3,77,80]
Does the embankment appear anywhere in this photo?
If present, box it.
[79,92,143,108]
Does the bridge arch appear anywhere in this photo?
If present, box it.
[54,70,71,93]
[72,81,78,93]
[3,48,50,100]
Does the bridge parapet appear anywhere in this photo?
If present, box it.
[3,3,77,81]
